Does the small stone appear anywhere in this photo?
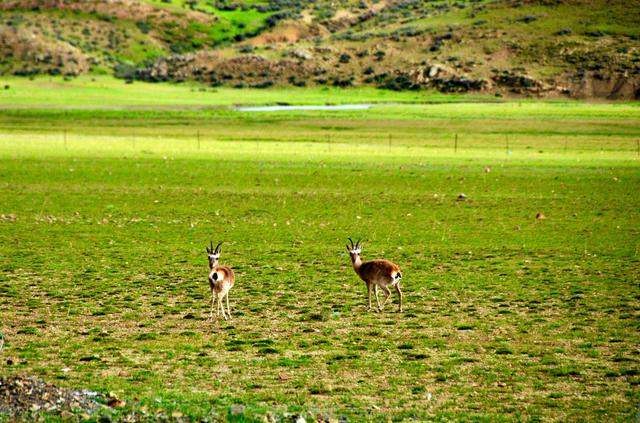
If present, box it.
[535,212,545,219]
[291,48,313,60]
[278,372,290,381]
[230,404,245,415]
[457,193,467,201]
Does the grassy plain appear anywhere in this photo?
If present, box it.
[0,78,639,421]
[0,76,491,109]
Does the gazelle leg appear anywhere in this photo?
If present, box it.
[226,293,231,319]
[218,295,227,320]
[366,283,372,311]
[394,283,403,312]
[210,289,216,320]
[379,286,391,310]
[374,285,382,312]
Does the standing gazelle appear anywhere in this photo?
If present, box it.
[206,241,235,320]
[346,238,403,312]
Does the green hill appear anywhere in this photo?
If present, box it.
[1,0,639,98]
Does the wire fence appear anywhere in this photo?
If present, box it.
[0,128,638,160]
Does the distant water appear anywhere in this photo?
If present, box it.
[236,104,373,112]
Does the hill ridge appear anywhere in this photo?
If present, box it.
[1,0,638,99]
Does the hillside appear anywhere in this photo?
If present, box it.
[1,0,639,99]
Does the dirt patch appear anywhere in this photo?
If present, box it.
[0,26,89,76]
[570,71,640,99]
[250,20,329,46]
[0,375,104,418]
[0,0,208,24]
[136,51,316,87]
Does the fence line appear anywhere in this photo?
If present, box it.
[0,129,638,157]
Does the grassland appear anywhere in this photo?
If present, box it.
[0,76,486,108]
[0,79,639,421]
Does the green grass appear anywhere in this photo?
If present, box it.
[142,0,273,46]
[0,75,497,108]
[0,81,638,421]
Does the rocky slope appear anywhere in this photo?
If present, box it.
[1,0,639,99]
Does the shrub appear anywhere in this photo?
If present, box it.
[379,74,419,91]
[518,15,537,23]
[114,63,137,80]
[136,21,152,34]
[338,53,351,63]
[555,28,572,36]
[332,78,353,87]
[252,80,274,88]
[585,30,605,37]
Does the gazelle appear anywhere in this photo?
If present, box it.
[346,238,403,312]
[206,241,235,320]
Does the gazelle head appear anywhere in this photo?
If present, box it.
[206,240,222,269]
[346,237,362,263]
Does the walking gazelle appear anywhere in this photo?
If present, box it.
[206,241,235,320]
[346,238,404,312]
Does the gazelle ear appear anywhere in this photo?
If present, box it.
[346,244,351,252]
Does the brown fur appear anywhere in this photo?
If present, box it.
[349,247,404,312]
[206,242,235,320]
[209,265,235,293]
[358,259,401,283]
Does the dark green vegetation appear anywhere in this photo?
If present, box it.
[0,87,639,420]
[1,0,639,98]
